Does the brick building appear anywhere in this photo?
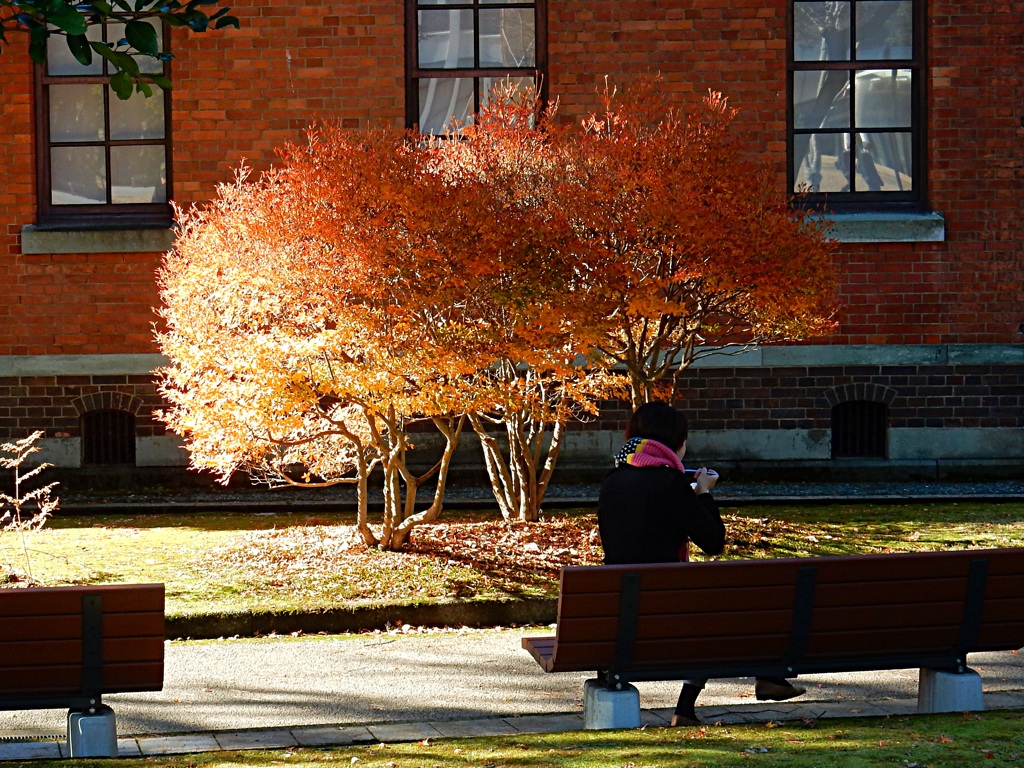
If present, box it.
[1,0,1022,482]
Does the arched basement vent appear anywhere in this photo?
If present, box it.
[82,410,137,466]
[831,400,888,458]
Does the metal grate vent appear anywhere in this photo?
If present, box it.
[831,400,888,458]
[81,410,136,466]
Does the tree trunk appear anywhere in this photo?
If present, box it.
[471,410,565,523]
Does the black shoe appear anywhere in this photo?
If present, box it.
[754,679,807,701]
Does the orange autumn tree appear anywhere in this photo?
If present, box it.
[157,135,474,551]
[565,79,839,407]
[157,95,618,540]
[426,84,622,522]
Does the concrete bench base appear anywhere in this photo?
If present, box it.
[583,679,642,730]
[68,706,118,758]
[917,668,985,713]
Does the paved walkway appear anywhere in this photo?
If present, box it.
[1,629,1022,761]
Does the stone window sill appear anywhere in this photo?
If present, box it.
[815,211,945,243]
[21,225,174,255]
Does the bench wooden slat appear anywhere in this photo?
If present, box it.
[559,560,805,593]
[558,586,801,618]
[521,636,556,671]
[0,611,166,642]
[555,609,796,643]
[557,578,974,620]
[542,635,792,670]
[0,636,164,668]
[0,584,165,616]
[0,662,165,697]
[811,578,968,608]
[983,574,1024,599]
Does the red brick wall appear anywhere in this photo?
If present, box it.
[0,1,408,358]
[1,0,1022,358]
[169,0,406,206]
[0,39,36,356]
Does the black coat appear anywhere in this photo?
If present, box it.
[597,464,726,565]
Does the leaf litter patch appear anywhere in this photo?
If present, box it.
[193,513,811,605]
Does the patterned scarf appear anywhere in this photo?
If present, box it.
[613,436,690,561]
[614,436,686,472]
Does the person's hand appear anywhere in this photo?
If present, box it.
[693,467,718,495]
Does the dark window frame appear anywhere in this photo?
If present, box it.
[405,0,547,133]
[34,21,173,229]
[787,0,926,210]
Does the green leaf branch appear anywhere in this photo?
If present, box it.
[1,0,238,97]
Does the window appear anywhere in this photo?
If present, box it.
[35,20,171,227]
[789,0,923,207]
[831,400,888,458]
[406,0,546,134]
[82,410,137,466]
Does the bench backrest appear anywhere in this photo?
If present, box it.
[549,548,1024,684]
[0,583,165,710]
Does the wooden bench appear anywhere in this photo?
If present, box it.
[0,583,165,756]
[522,548,1024,728]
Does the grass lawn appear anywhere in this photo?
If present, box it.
[2,501,1023,767]
[1,501,1022,620]
[19,711,1024,768]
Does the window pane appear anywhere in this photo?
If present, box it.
[418,9,474,68]
[855,131,912,191]
[110,89,165,140]
[856,1,912,59]
[49,84,105,142]
[418,77,475,134]
[793,70,850,129]
[51,146,106,204]
[107,19,165,74]
[46,25,104,75]
[479,9,535,67]
[792,132,853,193]
[793,1,850,61]
[480,76,535,104]
[854,69,911,128]
[111,145,167,203]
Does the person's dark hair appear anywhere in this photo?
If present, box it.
[625,401,689,451]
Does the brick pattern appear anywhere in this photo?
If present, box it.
[668,364,1024,431]
[1,1,1022,353]
[70,391,145,416]
[1,364,1020,445]
[583,363,1024,434]
[0,376,165,438]
[823,382,898,408]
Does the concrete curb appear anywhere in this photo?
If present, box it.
[168,598,557,639]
